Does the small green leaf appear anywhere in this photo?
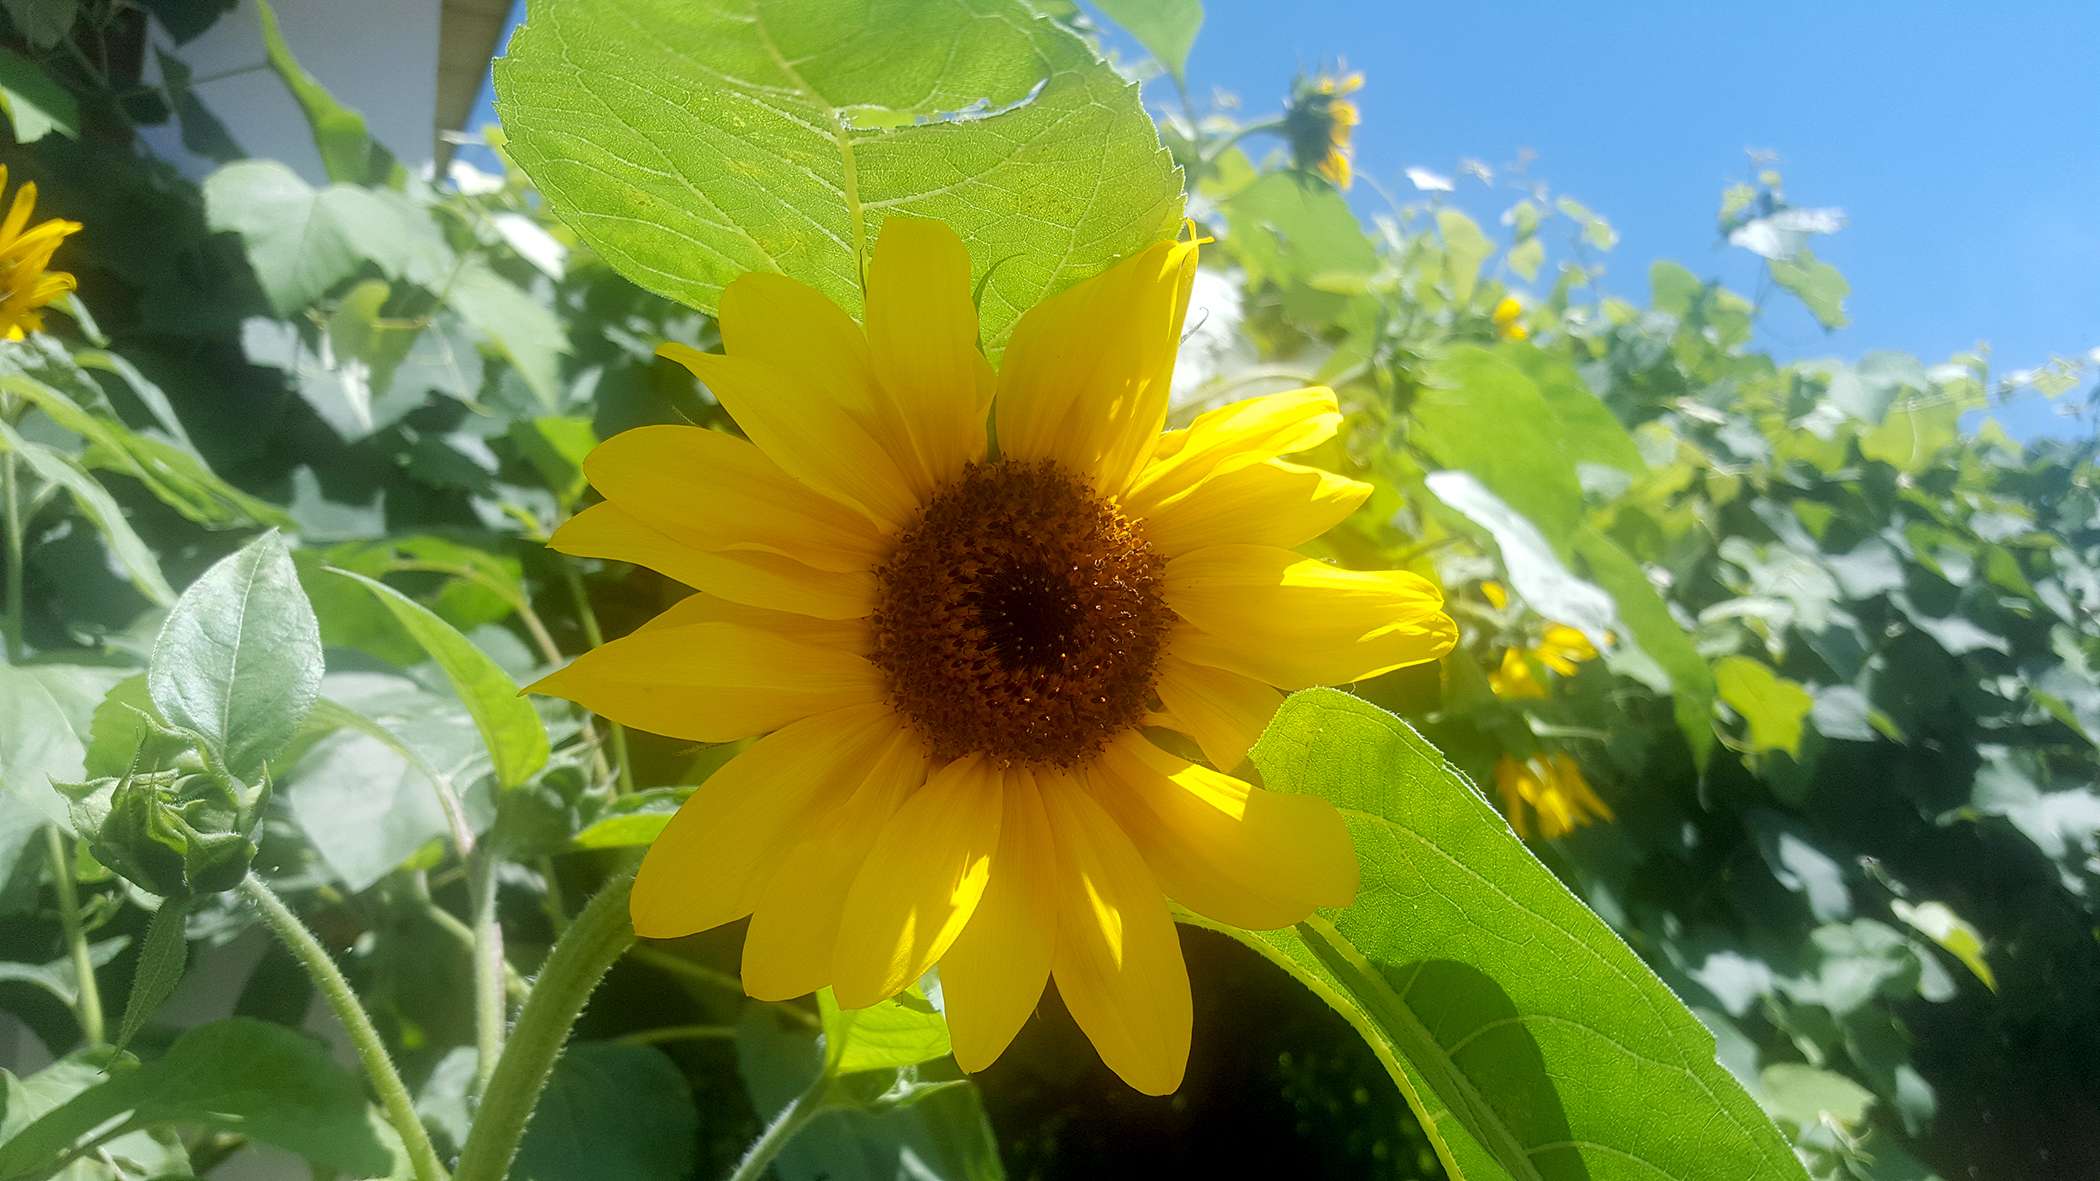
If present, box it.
[1213,691,1805,1181]
[819,985,953,1076]
[1435,209,1493,303]
[1768,248,1849,329]
[1759,1062,1875,1131]
[1092,0,1203,82]
[148,531,322,782]
[326,570,550,788]
[1714,655,1814,756]
[1890,899,1995,992]
[446,259,569,409]
[1505,235,1544,281]
[0,43,78,141]
[493,0,1184,353]
[572,787,691,849]
[112,896,191,1054]
[1575,530,1717,769]
[0,0,75,51]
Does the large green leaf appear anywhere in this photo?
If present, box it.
[0,43,78,141]
[147,531,322,783]
[1414,344,1586,541]
[1575,530,1717,770]
[0,664,122,879]
[512,1042,698,1181]
[326,569,550,788]
[1215,690,1805,1180]
[0,1019,396,1180]
[0,1052,188,1181]
[1425,470,1616,649]
[202,160,448,316]
[493,0,1184,350]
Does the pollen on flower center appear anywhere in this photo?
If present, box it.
[872,459,1170,766]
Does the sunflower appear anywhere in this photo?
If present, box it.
[1282,70,1363,189]
[0,166,81,342]
[1494,753,1613,840]
[532,219,1456,1094]
[1492,294,1528,342]
[1481,582,1601,700]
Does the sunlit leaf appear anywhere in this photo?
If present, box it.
[493,0,1184,352]
[1714,655,1814,757]
[1211,690,1805,1181]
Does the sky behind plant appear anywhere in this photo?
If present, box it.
[471,0,2099,439]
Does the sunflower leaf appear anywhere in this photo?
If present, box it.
[493,0,1184,353]
[1205,690,1806,1181]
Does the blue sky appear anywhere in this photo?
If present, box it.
[473,2,2097,439]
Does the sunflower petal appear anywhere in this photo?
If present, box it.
[1166,544,1456,688]
[632,592,868,653]
[1042,771,1190,1096]
[529,614,882,742]
[658,345,919,528]
[831,755,1004,1009]
[1140,458,1370,556]
[995,239,1199,495]
[741,726,929,1001]
[1123,387,1341,516]
[940,768,1057,1072]
[551,503,874,620]
[1089,733,1356,931]
[865,217,995,495]
[583,426,885,572]
[1152,653,1281,772]
[630,704,902,938]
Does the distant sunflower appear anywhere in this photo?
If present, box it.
[0,166,81,342]
[1492,294,1528,341]
[1283,70,1363,189]
[533,218,1457,1094]
[1482,581,1601,700]
[1494,753,1613,840]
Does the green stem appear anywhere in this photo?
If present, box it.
[418,888,530,1003]
[45,828,104,1046]
[724,1076,827,1181]
[617,1024,737,1048]
[558,559,635,794]
[240,875,447,1181]
[453,874,636,1181]
[3,448,25,663]
[467,850,508,1097]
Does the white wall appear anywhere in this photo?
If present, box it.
[141,0,441,183]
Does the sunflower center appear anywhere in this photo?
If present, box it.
[872,459,1169,766]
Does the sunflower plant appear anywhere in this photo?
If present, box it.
[9,0,2092,1179]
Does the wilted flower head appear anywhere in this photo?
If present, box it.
[1282,70,1363,189]
[1494,753,1613,841]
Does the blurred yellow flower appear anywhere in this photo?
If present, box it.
[1494,753,1613,840]
[1283,70,1363,189]
[1492,295,1528,341]
[1482,582,1602,700]
[0,166,81,342]
[533,218,1457,1095]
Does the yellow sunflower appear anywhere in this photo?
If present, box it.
[532,219,1456,1094]
[1494,753,1613,840]
[1492,294,1528,341]
[1481,582,1601,700]
[1283,71,1364,190]
[0,166,82,342]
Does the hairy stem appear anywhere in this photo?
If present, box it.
[241,875,447,1181]
[467,850,508,1097]
[453,874,635,1181]
[3,447,24,663]
[724,1075,827,1181]
[45,828,104,1046]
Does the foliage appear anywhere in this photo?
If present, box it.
[1,1,2095,1179]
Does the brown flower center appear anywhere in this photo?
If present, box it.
[872,460,1169,766]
